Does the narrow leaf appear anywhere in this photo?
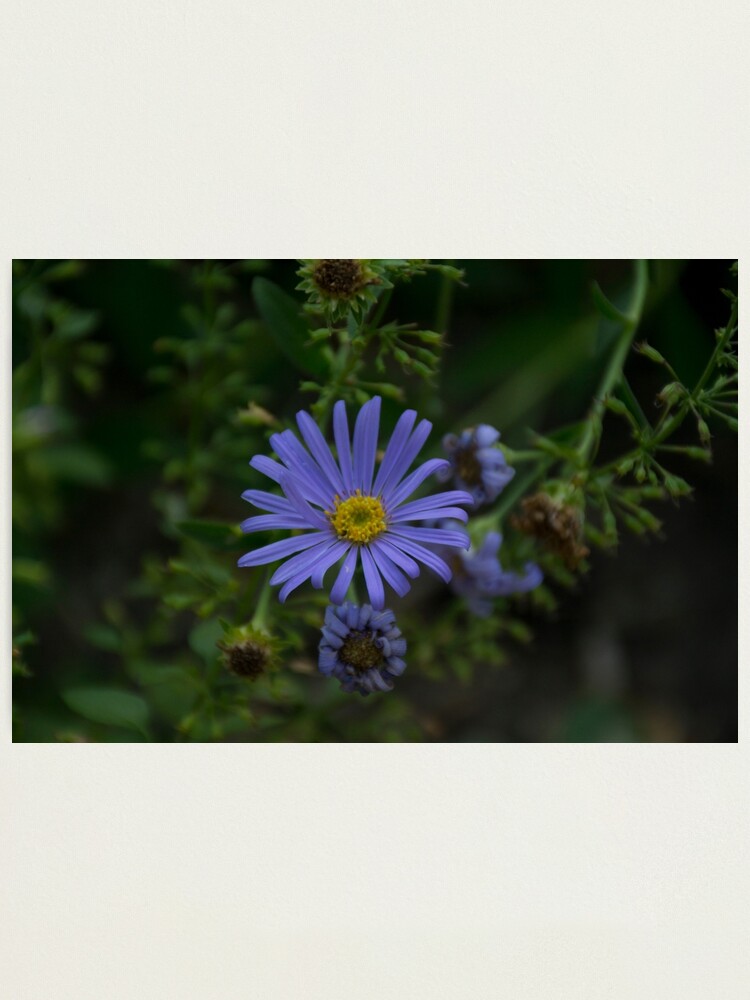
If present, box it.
[252,277,327,378]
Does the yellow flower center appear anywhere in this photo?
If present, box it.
[327,491,387,544]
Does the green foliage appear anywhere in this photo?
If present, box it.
[252,277,329,378]
[61,686,150,738]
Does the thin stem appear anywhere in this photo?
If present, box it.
[250,568,273,630]
[615,375,651,432]
[692,297,737,397]
[315,289,394,427]
[577,259,649,462]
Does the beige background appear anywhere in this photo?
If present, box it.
[1,0,747,996]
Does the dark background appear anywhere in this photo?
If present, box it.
[12,260,737,741]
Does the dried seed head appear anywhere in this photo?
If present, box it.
[218,627,277,681]
[511,492,589,570]
[312,259,368,299]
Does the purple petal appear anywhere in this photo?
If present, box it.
[310,541,351,589]
[279,473,330,529]
[270,430,333,508]
[384,535,453,582]
[372,409,417,495]
[329,546,359,604]
[296,410,345,495]
[333,401,354,494]
[475,424,500,447]
[390,504,469,523]
[391,526,469,549]
[361,546,385,610]
[238,532,329,568]
[279,571,315,602]
[394,489,474,513]
[250,455,286,484]
[372,537,420,578]
[377,418,432,499]
[271,537,342,585]
[352,397,381,493]
[240,513,311,533]
[386,657,406,677]
[386,458,453,508]
[369,545,411,597]
[241,488,297,515]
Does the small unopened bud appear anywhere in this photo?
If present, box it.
[635,342,667,365]
[634,508,662,533]
[663,474,692,498]
[679,446,712,463]
[604,396,629,416]
[615,457,635,476]
[236,402,278,428]
[657,382,685,408]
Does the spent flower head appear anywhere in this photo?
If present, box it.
[217,624,279,680]
[511,492,589,570]
[239,397,473,609]
[318,602,406,695]
[296,259,388,321]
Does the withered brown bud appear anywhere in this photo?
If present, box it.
[511,493,589,570]
[220,638,271,681]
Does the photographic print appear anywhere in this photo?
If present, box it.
[11,259,738,742]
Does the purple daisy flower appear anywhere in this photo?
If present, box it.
[437,424,515,507]
[238,397,473,609]
[318,602,406,696]
[450,530,543,617]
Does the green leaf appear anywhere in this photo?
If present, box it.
[83,623,122,652]
[13,630,36,648]
[12,558,51,588]
[53,307,99,340]
[61,686,149,736]
[188,618,224,665]
[41,444,114,486]
[163,592,198,611]
[252,277,327,378]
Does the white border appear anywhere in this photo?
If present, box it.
[1,0,747,996]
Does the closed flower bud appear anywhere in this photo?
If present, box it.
[635,342,667,365]
[657,382,685,408]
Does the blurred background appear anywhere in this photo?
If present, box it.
[11,260,737,742]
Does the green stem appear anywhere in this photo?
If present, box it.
[692,297,737,397]
[315,289,394,427]
[345,575,360,605]
[577,259,649,462]
[434,260,456,334]
[250,567,273,630]
[615,375,651,431]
